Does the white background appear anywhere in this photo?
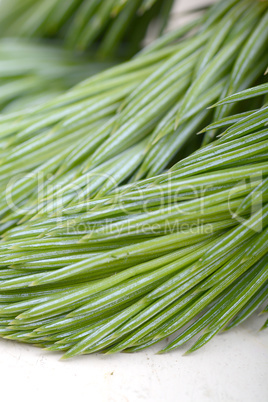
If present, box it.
[0,313,267,402]
[0,1,268,401]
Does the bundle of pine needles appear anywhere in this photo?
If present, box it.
[0,0,267,227]
[0,38,111,113]
[0,0,175,59]
[0,0,174,113]
[0,86,267,356]
[0,0,267,357]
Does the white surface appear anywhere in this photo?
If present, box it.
[0,1,268,401]
[0,312,267,402]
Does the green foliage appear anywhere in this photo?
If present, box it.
[0,0,175,59]
[0,0,266,228]
[0,38,111,113]
[0,87,267,356]
[0,0,267,357]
